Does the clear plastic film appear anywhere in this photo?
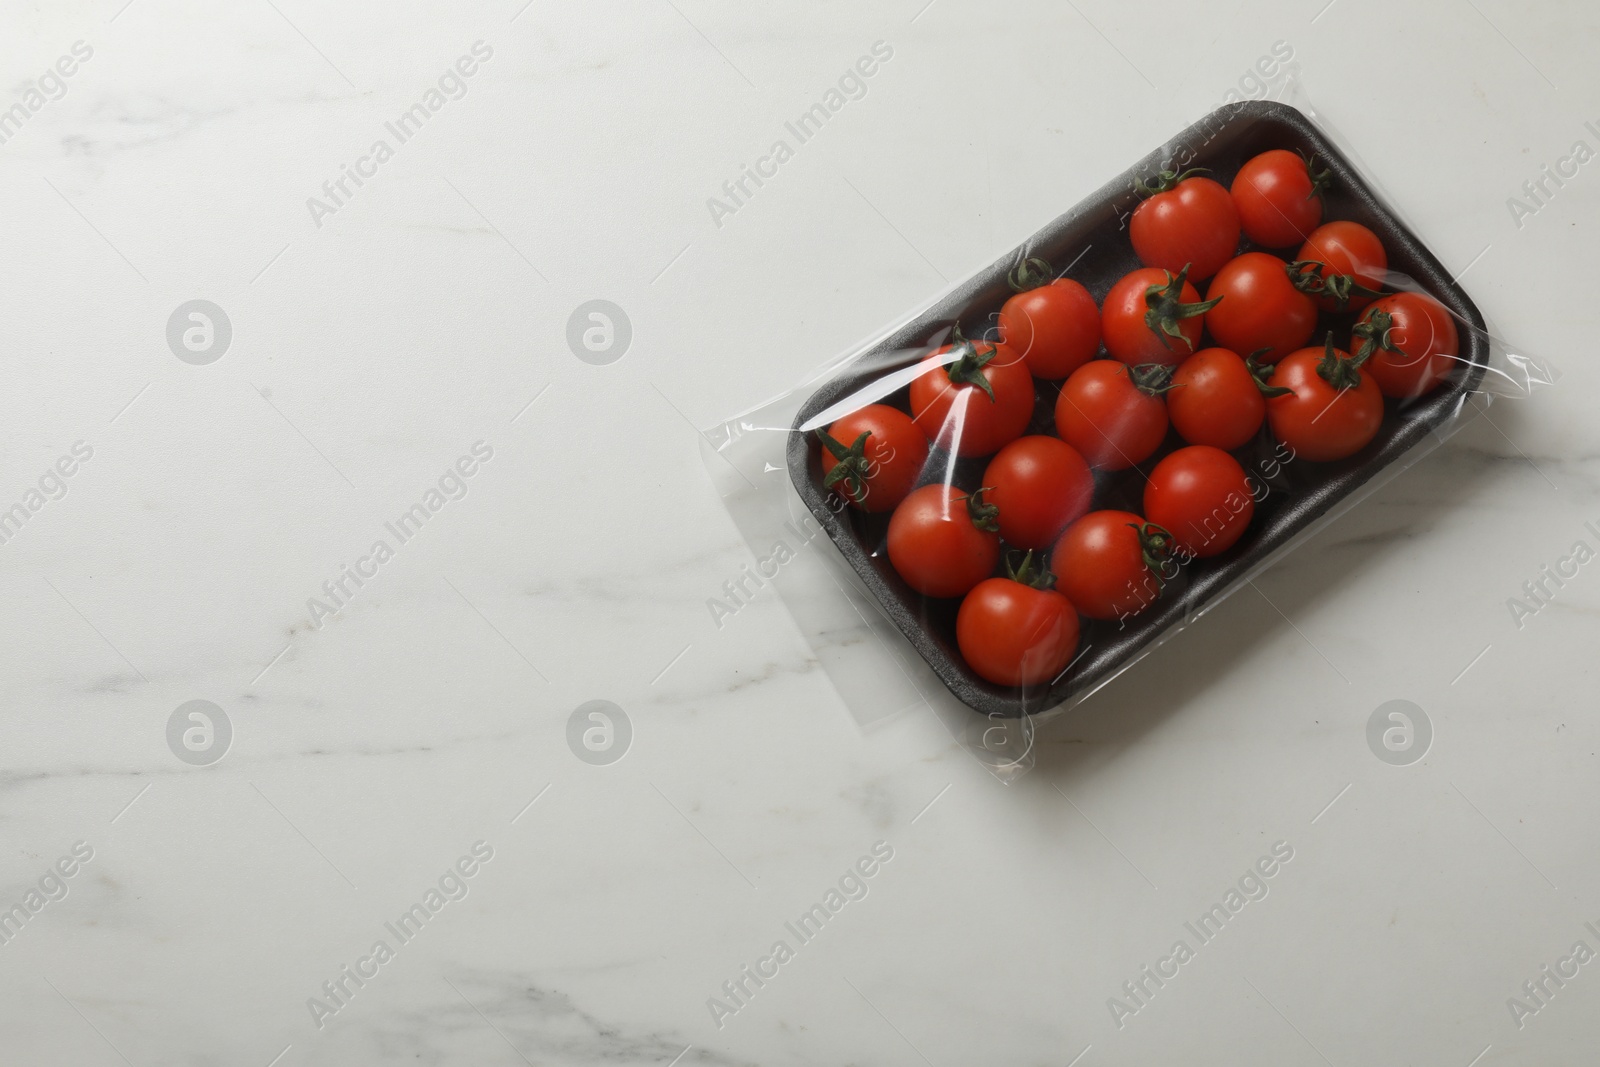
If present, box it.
[700,77,1555,784]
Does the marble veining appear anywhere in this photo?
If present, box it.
[1,2,1596,1065]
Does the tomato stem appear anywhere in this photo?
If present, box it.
[1128,521,1175,590]
[1286,259,1383,310]
[1246,349,1293,398]
[1299,151,1332,202]
[1129,362,1176,396]
[960,487,1001,533]
[1143,264,1222,351]
[1350,307,1399,364]
[1004,549,1057,590]
[1314,332,1368,390]
[1134,165,1210,198]
[816,429,873,503]
[1007,256,1055,293]
[942,333,999,403]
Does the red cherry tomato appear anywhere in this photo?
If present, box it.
[1292,221,1387,312]
[1353,291,1460,401]
[816,404,929,513]
[1267,337,1384,462]
[1167,348,1277,450]
[1102,266,1219,367]
[1051,510,1173,621]
[1055,360,1169,471]
[909,338,1034,457]
[982,436,1094,550]
[957,556,1080,688]
[1230,150,1327,248]
[998,258,1102,380]
[886,484,1001,598]
[1204,252,1318,362]
[1143,446,1256,558]
[1130,172,1240,281]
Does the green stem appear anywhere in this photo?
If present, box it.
[1287,259,1383,310]
[1300,151,1332,201]
[1246,349,1293,398]
[1005,549,1057,590]
[1134,166,1210,197]
[1129,362,1176,397]
[1350,307,1399,365]
[1143,265,1222,351]
[1130,521,1175,589]
[1007,257,1055,293]
[1314,333,1367,390]
[942,335,998,402]
[816,429,873,504]
[961,487,1001,533]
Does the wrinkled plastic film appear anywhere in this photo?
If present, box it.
[701,87,1553,784]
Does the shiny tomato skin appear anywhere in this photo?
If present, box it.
[1167,348,1266,450]
[998,278,1102,380]
[1297,221,1387,312]
[1130,176,1240,281]
[886,485,1001,598]
[1143,446,1255,558]
[1103,267,1206,366]
[1051,510,1164,621]
[1358,292,1460,401]
[1055,360,1168,471]
[1231,150,1323,248]
[1267,346,1384,462]
[1204,252,1318,362]
[819,404,929,512]
[982,436,1094,550]
[957,578,1079,688]
[909,342,1034,457]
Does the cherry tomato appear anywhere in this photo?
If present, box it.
[1055,360,1170,471]
[1292,221,1387,312]
[816,405,929,513]
[886,484,1001,598]
[998,258,1102,380]
[1143,446,1256,558]
[982,436,1094,550]
[909,337,1034,457]
[957,553,1080,688]
[1102,266,1219,367]
[1267,336,1384,462]
[1352,291,1460,401]
[1204,252,1318,362]
[1167,347,1279,450]
[1130,170,1240,281]
[1230,150,1327,248]
[1051,510,1173,621]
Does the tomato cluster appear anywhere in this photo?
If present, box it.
[815,148,1463,691]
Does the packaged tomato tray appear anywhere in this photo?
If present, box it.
[704,98,1551,766]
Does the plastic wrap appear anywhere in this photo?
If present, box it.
[700,84,1555,783]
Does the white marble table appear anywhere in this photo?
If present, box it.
[2,0,1597,1063]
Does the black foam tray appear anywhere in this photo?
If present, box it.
[787,100,1489,718]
